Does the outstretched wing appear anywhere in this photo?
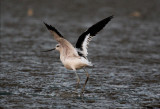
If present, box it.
[76,16,113,57]
[44,22,64,42]
[44,22,79,57]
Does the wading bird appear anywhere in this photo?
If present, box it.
[43,16,113,93]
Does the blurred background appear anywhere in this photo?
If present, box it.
[0,0,160,108]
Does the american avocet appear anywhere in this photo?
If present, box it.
[43,16,113,93]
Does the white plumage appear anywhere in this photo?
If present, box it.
[43,16,113,94]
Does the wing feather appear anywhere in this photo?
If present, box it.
[76,16,114,57]
[44,22,79,57]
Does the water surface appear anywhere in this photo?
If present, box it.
[0,0,160,108]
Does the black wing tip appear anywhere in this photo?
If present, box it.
[43,22,54,31]
[109,15,114,19]
[43,21,63,37]
[76,15,114,49]
[105,15,114,21]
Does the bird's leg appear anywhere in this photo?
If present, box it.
[81,68,89,94]
[74,70,80,89]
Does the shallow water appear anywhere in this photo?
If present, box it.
[0,0,160,108]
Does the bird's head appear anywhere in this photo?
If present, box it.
[55,44,61,51]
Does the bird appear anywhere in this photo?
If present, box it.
[43,16,113,94]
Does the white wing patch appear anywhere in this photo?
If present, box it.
[82,34,94,57]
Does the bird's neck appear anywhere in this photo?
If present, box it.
[59,49,66,64]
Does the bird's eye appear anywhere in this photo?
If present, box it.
[57,45,59,47]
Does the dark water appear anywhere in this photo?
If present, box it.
[0,0,160,108]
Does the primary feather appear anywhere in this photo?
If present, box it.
[76,16,113,57]
[44,22,79,57]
